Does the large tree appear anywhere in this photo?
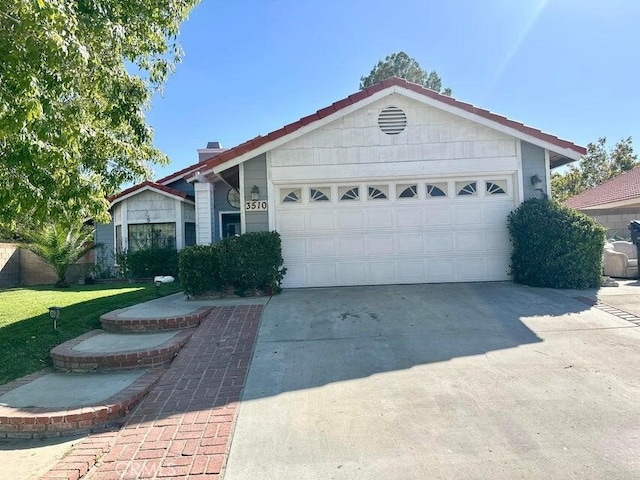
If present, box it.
[0,0,199,227]
[552,137,638,202]
[360,51,452,95]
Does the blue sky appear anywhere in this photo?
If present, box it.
[147,0,640,179]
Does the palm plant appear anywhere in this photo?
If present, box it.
[21,223,98,287]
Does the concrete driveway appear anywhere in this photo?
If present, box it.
[224,283,640,480]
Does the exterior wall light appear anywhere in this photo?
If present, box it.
[48,306,61,330]
[251,185,260,200]
[530,174,543,190]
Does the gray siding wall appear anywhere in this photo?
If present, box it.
[243,154,269,233]
[213,181,240,242]
[580,206,640,239]
[521,141,548,199]
[95,221,115,266]
[167,179,194,196]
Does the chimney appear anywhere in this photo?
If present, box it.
[197,141,227,163]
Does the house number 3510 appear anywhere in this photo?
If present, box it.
[245,200,268,211]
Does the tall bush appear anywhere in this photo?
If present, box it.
[507,198,605,288]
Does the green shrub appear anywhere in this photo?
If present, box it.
[178,231,287,296]
[507,198,606,288]
[178,245,224,296]
[120,247,179,279]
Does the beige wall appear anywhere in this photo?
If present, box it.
[0,243,93,287]
[580,205,640,239]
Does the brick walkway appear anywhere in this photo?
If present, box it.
[42,305,263,480]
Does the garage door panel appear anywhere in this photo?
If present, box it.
[308,211,334,230]
[454,206,483,225]
[369,262,395,283]
[366,236,395,255]
[337,236,365,256]
[284,265,306,288]
[456,258,486,280]
[483,204,513,225]
[487,256,510,279]
[427,232,454,252]
[396,261,425,282]
[308,264,336,286]
[455,231,486,251]
[427,259,455,279]
[486,231,509,251]
[396,208,422,228]
[367,209,393,228]
[309,238,335,256]
[426,206,453,226]
[279,213,306,232]
[281,237,306,257]
[337,211,364,229]
[338,263,366,285]
[397,234,424,253]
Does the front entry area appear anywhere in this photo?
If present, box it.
[275,176,516,288]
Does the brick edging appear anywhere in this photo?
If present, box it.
[100,306,212,332]
[51,330,194,373]
[573,296,640,326]
[0,368,167,438]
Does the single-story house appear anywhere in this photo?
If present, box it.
[565,166,640,239]
[96,77,585,288]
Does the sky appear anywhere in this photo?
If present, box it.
[147,0,640,179]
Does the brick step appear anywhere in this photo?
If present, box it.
[0,368,165,438]
[51,330,194,373]
[100,306,211,332]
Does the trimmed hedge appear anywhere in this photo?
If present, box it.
[507,198,606,288]
[179,231,286,296]
[115,247,179,280]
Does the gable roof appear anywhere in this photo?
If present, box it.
[109,181,194,205]
[565,166,640,210]
[193,76,585,177]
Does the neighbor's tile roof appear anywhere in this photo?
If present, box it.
[108,181,191,203]
[196,76,586,174]
[565,166,640,209]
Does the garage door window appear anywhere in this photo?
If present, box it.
[426,183,448,198]
[310,187,331,202]
[456,181,477,196]
[486,181,507,195]
[281,188,301,203]
[368,186,388,200]
[339,186,360,201]
[397,184,418,199]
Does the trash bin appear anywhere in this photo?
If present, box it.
[628,220,640,279]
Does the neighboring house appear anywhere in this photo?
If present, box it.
[565,166,640,238]
[96,77,585,288]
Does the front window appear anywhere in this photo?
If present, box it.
[128,223,176,251]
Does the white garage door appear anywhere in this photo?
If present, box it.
[275,177,516,288]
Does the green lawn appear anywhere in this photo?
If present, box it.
[0,282,183,385]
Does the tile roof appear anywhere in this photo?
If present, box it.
[196,76,586,174]
[564,166,640,209]
[108,181,192,203]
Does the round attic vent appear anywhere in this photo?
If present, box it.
[378,106,407,135]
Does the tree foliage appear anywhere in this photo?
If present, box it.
[0,0,199,226]
[21,222,98,287]
[359,51,452,95]
[552,137,638,202]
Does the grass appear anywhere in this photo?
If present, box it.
[0,281,183,385]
